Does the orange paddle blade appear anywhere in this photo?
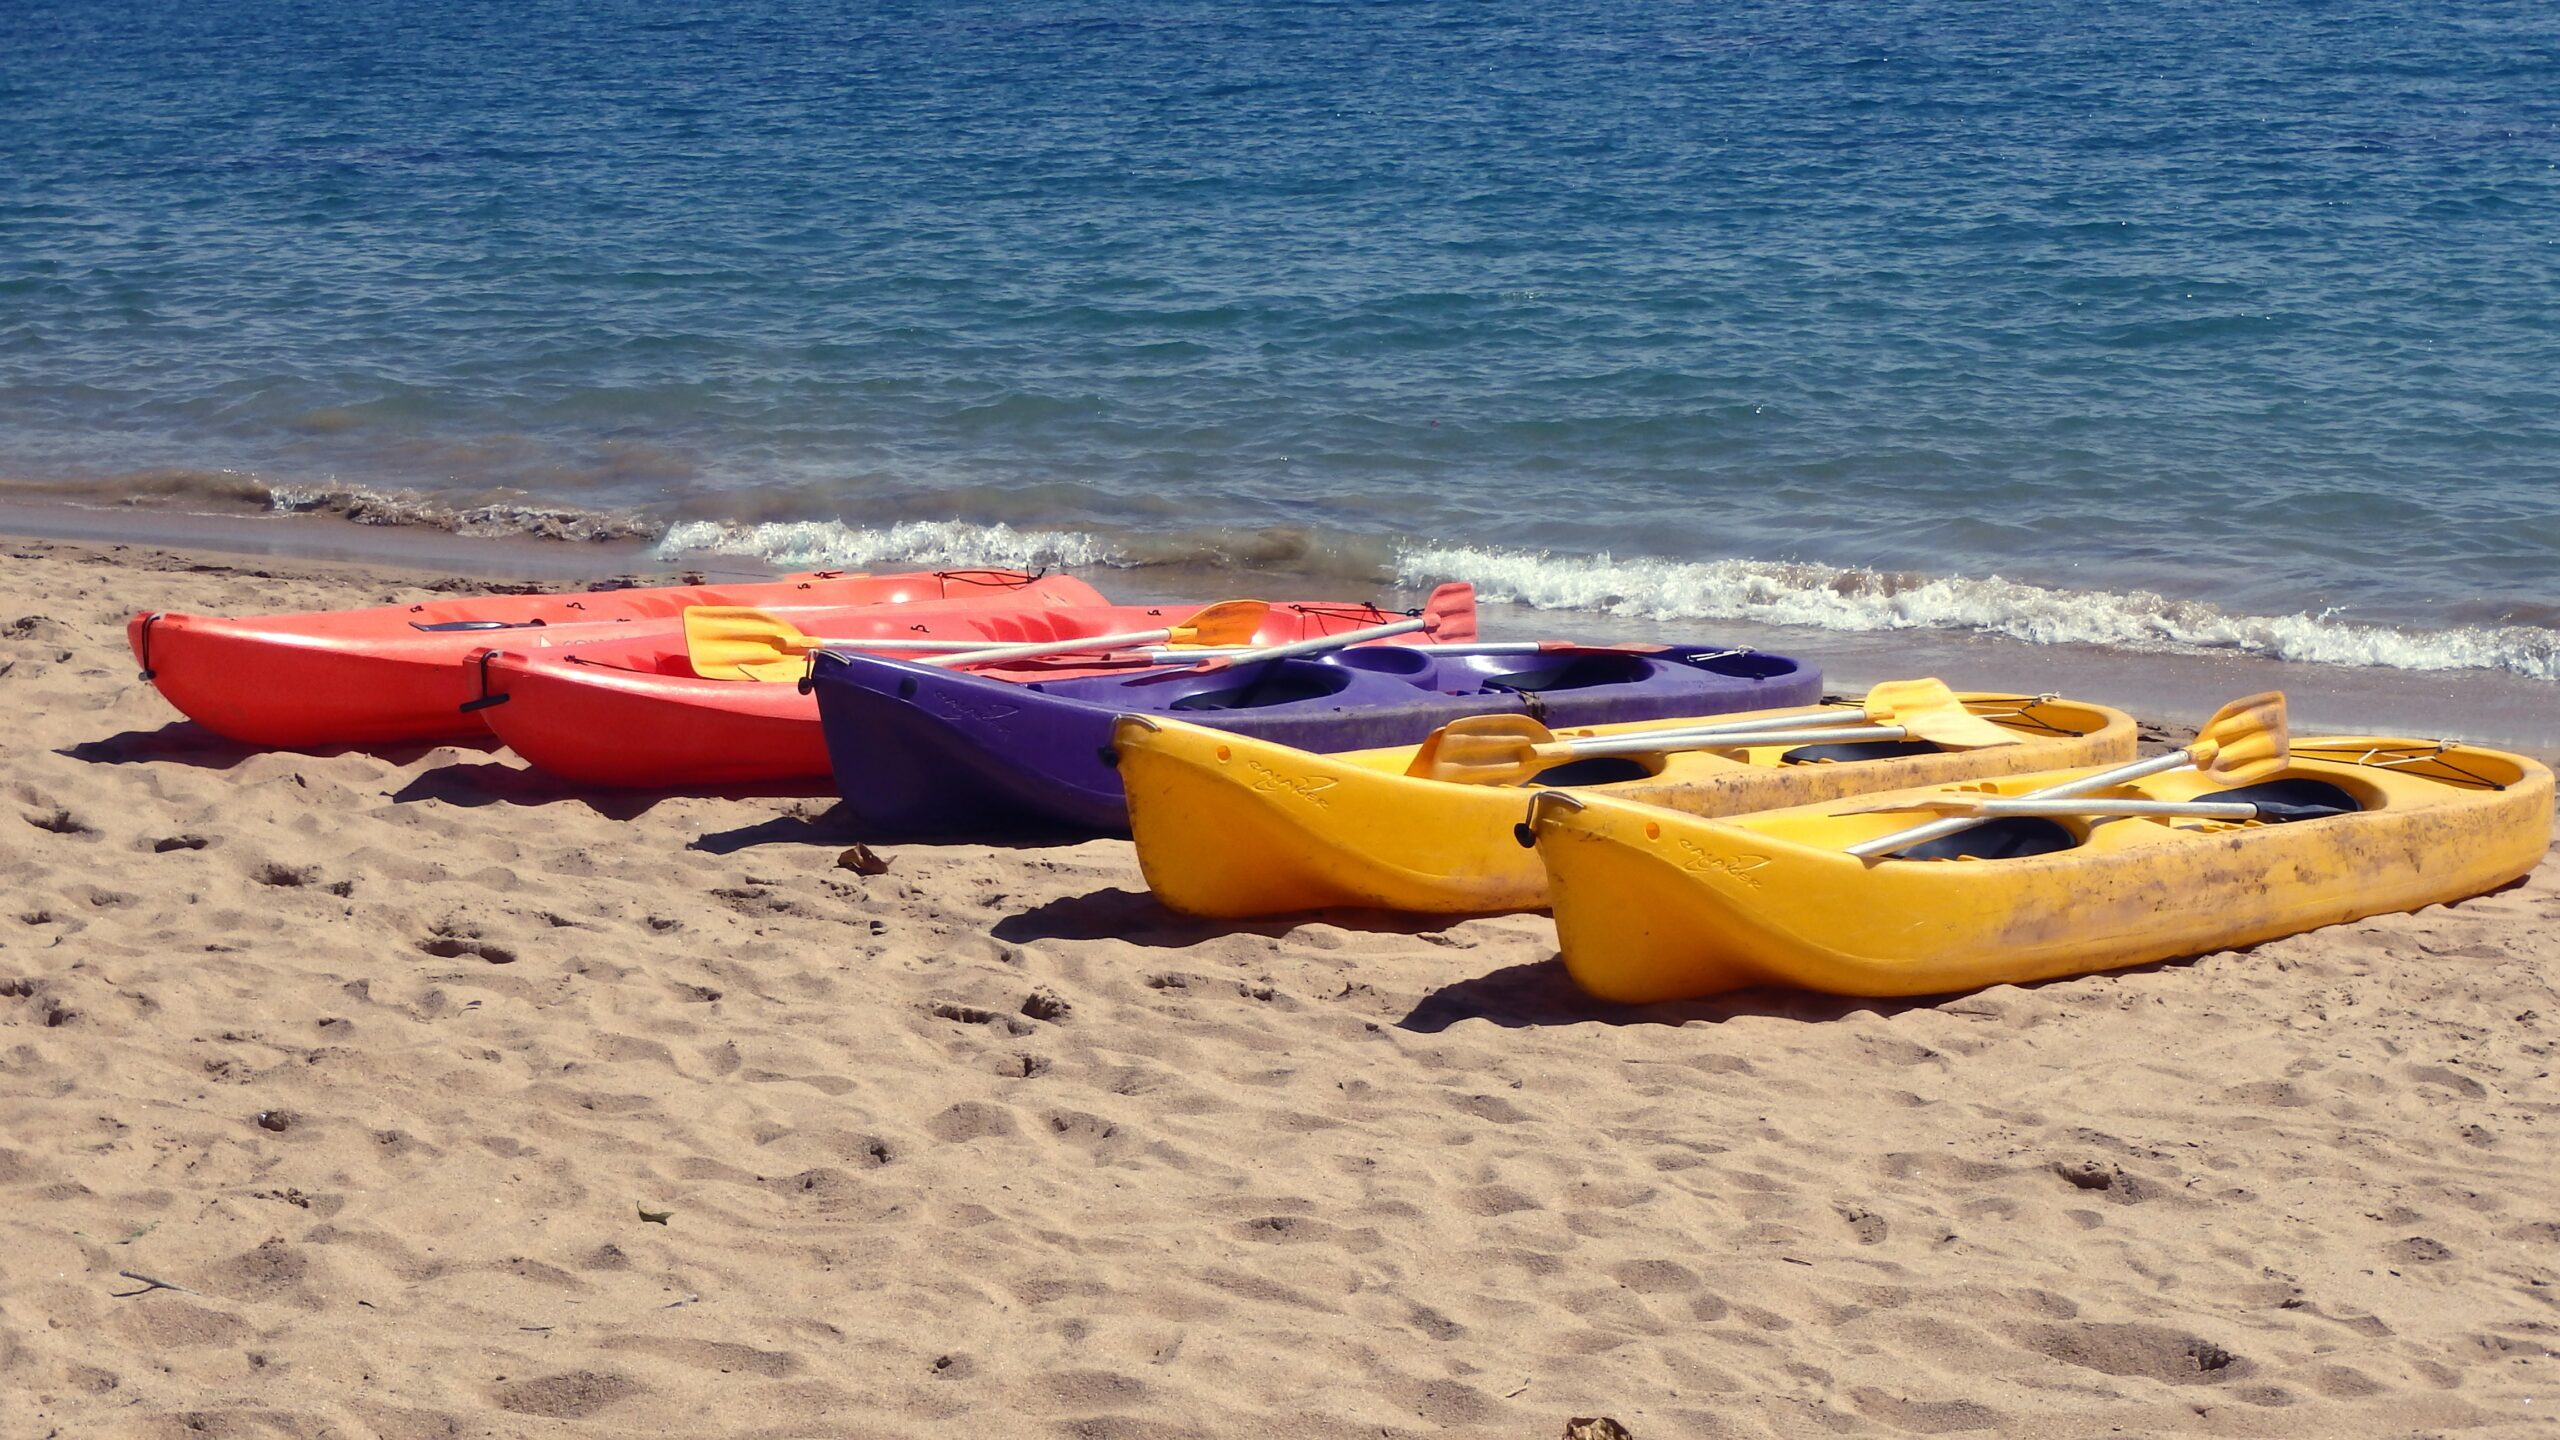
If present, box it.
[683,606,819,682]
[1164,599,1271,648]
[1420,581,1477,643]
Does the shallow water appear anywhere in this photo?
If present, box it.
[4,0,2557,679]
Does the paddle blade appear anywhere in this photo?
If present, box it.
[1892,694,2022,749]
[683,606,817,682]
[2192,690,2290,783]
[1421,582,1478,644]
[1405,713,1558,784]
[1164,599,1271,648]
[1858,678,1959,724]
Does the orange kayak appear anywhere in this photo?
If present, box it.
[128,568,1105,749]
[473,597,1449,789]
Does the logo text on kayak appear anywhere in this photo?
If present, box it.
[1246,761,1336,809]
[1677,841,1768,888]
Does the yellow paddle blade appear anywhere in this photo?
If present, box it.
[1854,678,2017,749]
[1857,677,1958,723]
[1164,599,1272,648]
[1894,694,2024,749]
[684,606,820,682]
[1406,713,1559,783]
[2190,690,2290,783]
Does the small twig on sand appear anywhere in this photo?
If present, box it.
[111,1271,194,1298]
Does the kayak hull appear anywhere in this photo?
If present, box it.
[483,598,1445,789]
[816,641,1821,837]
[1115,692,2139,917]
[1530,739,2555,1003]
[127,569,1102,749]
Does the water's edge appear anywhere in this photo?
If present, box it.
[16,491,2559,757]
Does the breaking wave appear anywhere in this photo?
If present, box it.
[656,517,1119,572]
[1397,544,2560,683]
[0,470,657,543]
[263,485,657,543]
[654,517,1398,585]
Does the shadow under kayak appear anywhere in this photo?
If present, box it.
[811,642,1820,836]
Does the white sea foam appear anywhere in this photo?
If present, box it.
[264,483,654,542]
[656,518,1122,572]
[1398,544,2560,682]
[602,517,2560,682]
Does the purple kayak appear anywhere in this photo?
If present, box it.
[809,641,1821,836]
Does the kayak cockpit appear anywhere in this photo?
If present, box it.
[1168,666,1356,712]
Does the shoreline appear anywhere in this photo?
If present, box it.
[11,495,2559,758]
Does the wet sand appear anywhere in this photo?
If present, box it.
[4,534,2557,1438]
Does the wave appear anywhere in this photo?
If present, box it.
[654,517,1399,586]
[657,518,1119,573]
[0,470,657,543]
[265,485,656,543]
[1397,544,2560,683]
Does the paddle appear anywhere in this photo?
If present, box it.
[1177,582,1477,674]
[1842,690,2289,860]
[916,600,1270,668]
[682,601,1269,681]
[1406,679,2018,786]
[1844,796,2265,821]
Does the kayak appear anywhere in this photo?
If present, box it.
[127,567,1102,749]
[1528,736,2554,1003]
[1114,690,2138,916]
[814,639,1821,836]
[474,597,1451,789]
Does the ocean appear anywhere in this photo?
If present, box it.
[4,0,2557,691]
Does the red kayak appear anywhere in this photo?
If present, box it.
[470,591,1475,789]
[128,568,1105,749]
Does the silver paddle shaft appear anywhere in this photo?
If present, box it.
[1554,723,1903,761]
[1545,708,1876,753]
[1908,796,2258,820]
[1845,750,2196,859]
[1210,614,1432,665]
[919,626,1179,667]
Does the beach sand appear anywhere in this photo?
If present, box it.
[4,535,2556,1439]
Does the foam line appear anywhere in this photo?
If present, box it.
[1397,544,2560,683]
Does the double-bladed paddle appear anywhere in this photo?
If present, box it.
[1176,583,1478,673]
[1404,678,2018,787]
[1842,691,2290,860]
[683,600,1269,682]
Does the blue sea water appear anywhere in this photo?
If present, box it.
[3,0,2557,676]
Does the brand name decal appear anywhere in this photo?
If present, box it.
[1246,761,1336,808]
[929,693,1023,725]
[1677,841,1768,888]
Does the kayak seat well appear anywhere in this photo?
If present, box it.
[1683,651,1798,679]
[1328,647,1435,677]
[1480,654,1654,694]
[1884,779,2364,865]
[1900,817,2079,861]
[1527,756,1654,787]
[1168,666,1354,713]
[1783,738,1945,764]
[2197,777,2363,823]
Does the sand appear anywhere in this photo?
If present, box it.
[3,535,2556,1439]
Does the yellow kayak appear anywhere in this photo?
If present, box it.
[1529,737,2554,1003]
[1113,689,2139,917]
